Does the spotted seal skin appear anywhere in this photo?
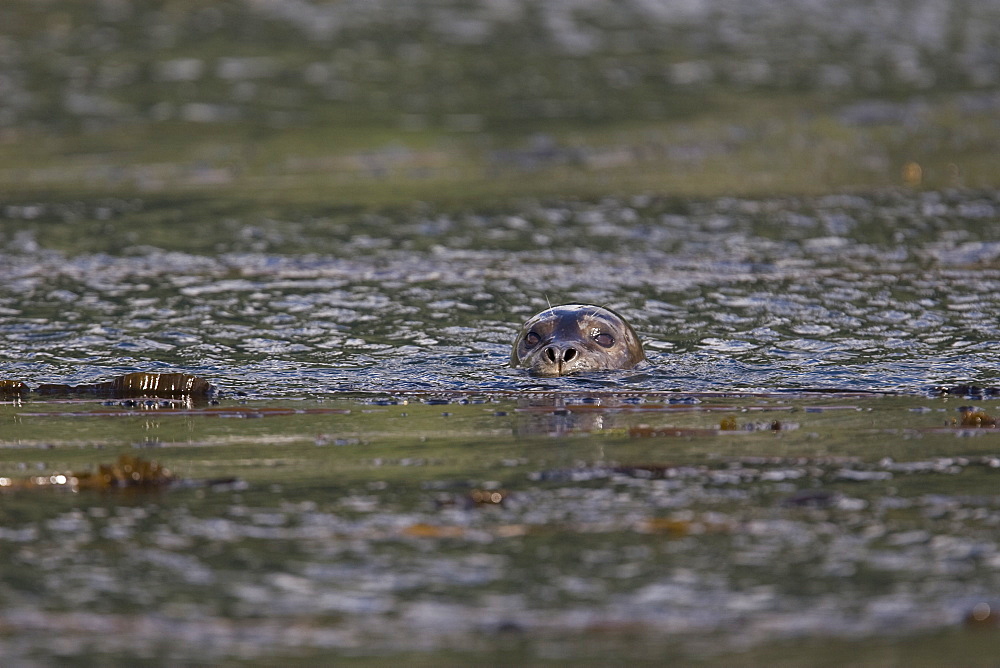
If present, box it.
[510,304,647,376]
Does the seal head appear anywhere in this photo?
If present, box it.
[510,304,646,376]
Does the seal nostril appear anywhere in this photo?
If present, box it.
[563,348,577,362]
[545,347,557,363]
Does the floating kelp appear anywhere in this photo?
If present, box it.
[36,372,215,397]
[402,523,466,538]
[0,380,29,396]
[2,373,215,399]
[936,385,1000,398]
[468,488,507,505]
[22,405,351,418]
[0,454,173,492]
[957,406,998,428]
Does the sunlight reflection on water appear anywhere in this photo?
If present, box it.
[3,191,1000,395]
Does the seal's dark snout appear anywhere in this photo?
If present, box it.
[544,346,578,364]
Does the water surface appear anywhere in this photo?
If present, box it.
[2,190,1000,665]
[4,190,1000,396]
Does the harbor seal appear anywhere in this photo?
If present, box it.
[510,304,646,376]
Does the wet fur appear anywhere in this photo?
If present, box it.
[510,304,646,376]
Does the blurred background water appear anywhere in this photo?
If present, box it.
[1,0,999,196]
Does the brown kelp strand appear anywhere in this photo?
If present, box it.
[0,455,173,492]
[2,373,215,399]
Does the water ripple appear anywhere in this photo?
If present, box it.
[3,191,1000,395]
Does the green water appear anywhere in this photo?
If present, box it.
[0,393,999,665]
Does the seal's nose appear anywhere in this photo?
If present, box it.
[544,346,578,364]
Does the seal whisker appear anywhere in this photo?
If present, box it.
[591,303,610,320]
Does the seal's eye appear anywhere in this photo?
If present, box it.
[594,332,614,348]
[524,331,541,347]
